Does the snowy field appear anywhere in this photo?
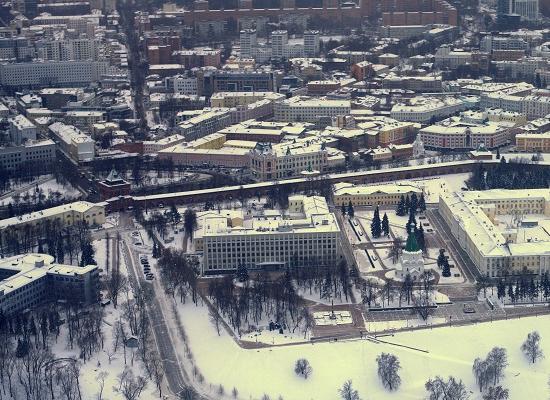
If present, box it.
[178,300,550,400]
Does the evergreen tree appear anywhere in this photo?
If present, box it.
[396,195,406,216]
[437,249,446,269]
[496,147,501,159]
[80,239,96,267]
[371,206,382,238]
[418,193,426,212]
[381,213,390,237]
[347,201,355,218]
[56,238,64,263]
[508,281,515,303]
[497,279,506,299]
[415,224,425,251]
[410,192,418,213]
[236,263,249,282]
[404,195,411,213]
[442,259,451,277]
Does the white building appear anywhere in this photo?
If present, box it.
[9,115,37,145]
[434,46,473,69]
[274,96,351,123]
[333,182,422,207]
[304,30,320,57]
[143,134,186,154]
[391,96,474,124]
[49,122,95,163]
[165,74,199,95]
[37,38,101,61]
[0,139,56,171]
[195,195,341,274]
[271,30,288,60]
[396,230,425,281]
[0,60,110,87]
[249,136,345,180]
[176,108,233,140]
[0,254,99,315]
[514,0,539,21]
[439,189,550,277]
[240,29,257,58]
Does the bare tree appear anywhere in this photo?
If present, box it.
[482,386,509,400]
[119,369,148,400]
[338,380,361,400]
[294,358,313,379]
[209,308,222,336]
[179,386,198,400]
[149,352,164,398]
[521,331,544,363]
[376,352,401,391]
[96,371,108,400]
[232,387,239,399]
[473,347,508,392]
[425,375,469,400]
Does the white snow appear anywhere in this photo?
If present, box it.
[177,300,550,400]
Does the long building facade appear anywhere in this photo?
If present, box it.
[439,189,550,277]
[196,195,341,274]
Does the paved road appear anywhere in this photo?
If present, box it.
[426,207,481,282]
[109,212,207,399]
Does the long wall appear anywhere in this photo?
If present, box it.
[104,160,487,211]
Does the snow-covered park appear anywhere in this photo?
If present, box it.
[178,299,550,400]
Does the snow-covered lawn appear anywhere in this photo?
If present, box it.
[178,300,550,400]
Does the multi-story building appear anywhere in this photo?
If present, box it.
[434,46,473,69]
[0,139,56,171]
[274,96,351,123]
[176,108,232,140]
[271,30,288,60]
[516,132,550,152]
[165,74,199,95]
[0,201,106,244]
[333,182,422,207]
[304,30,320,57]
[514,0,539,20]
[65,111,105,132]
[0,60,110,88]
[49,122,95,163]
[143,134,186,154]
[391,96,474,124]
[420,122,510,149]
[196,195,341,274]
[249,137,345,180]
[210,92,285,108]
[439,189,550,277]
[240,29,257,58]
[36,39,101,62]
[382,74,443,92]
[199,70,277,96]
[158,133,250,168]
[0,254,99,316]
[9,115,37,145]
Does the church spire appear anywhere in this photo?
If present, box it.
[405,227,420,252]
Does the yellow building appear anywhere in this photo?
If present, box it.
[333,182,422,207]
[516,133,550,152]
[0,201,106,243]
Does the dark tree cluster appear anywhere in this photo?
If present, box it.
[496,272,550,303]
[467,160,550,191]
[0,219,96,265]
[207,269,314,338]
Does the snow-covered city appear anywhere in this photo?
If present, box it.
[2,0,550,398]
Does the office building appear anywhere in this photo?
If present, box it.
[0,254,99,316]
[439,189,550,277]
[195,195,341,274]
